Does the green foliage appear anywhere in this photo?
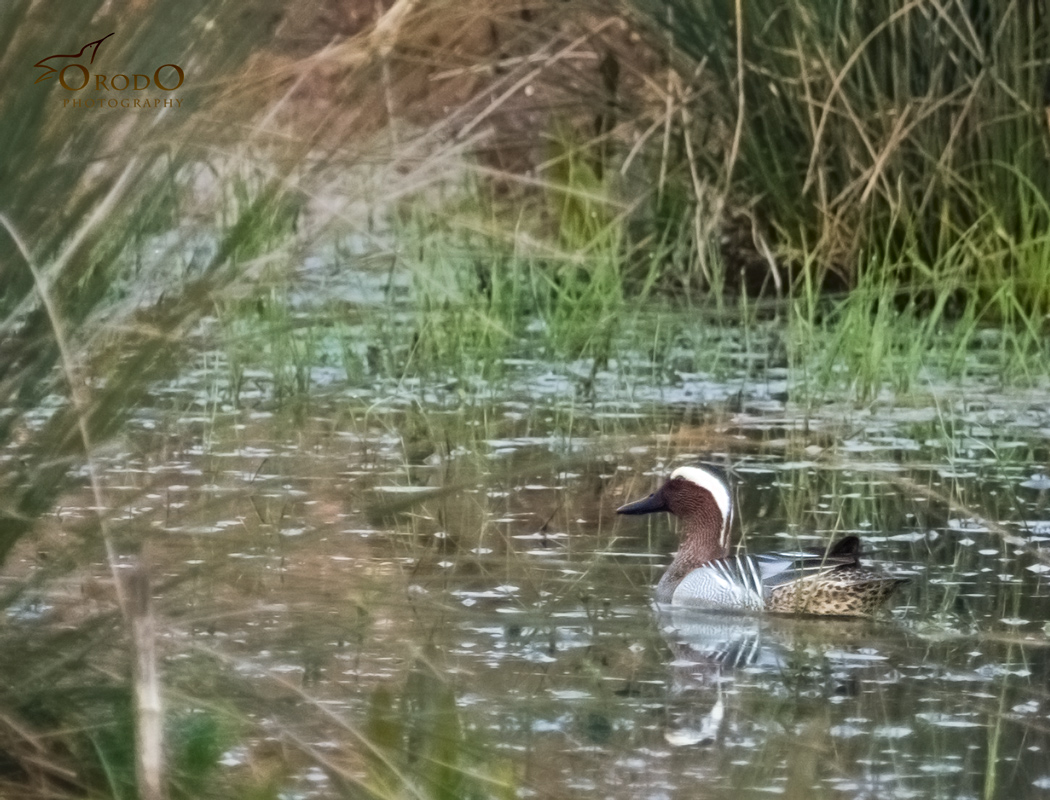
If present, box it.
[219,285,323,407]
[365,660,516,800]
[223,170,302,264]
[541,125,625,355]
[0,3,295,798]
[633,0,1050,318]
[169,711,230,800]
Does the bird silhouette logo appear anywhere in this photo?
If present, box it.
[34,32,114,85]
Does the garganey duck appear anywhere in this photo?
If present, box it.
[617,465,906,616]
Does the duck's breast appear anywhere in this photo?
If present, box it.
[670,557,766,610]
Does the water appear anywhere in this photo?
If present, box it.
[14,310,1050,799]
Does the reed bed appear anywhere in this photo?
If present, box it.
[3,0,1050,797]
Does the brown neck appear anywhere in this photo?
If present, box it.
[669,516,728,576]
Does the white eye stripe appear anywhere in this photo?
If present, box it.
[669,465,733,525]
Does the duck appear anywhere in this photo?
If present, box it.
[617,465,906,616]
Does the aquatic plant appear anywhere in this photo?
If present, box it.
[0,1,296,796]
[628,0,1050,323]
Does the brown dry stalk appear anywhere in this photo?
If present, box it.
[0,210,168,799]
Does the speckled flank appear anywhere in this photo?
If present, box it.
[767,571,907,617]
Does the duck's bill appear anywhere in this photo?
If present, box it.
[616,490,668,515]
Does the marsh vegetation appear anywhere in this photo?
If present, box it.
[2,0,1050,797]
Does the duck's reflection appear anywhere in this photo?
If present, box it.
[657,605,909,747]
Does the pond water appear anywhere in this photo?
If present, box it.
[19,310,1050,799]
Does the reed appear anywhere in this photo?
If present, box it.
[0,2,298,796]
[624,0,1050,397]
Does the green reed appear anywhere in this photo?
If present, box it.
[626,0,1050,396]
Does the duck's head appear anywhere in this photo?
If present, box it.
[616,465,733,548]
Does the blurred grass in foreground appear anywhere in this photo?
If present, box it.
[0,1,301,797]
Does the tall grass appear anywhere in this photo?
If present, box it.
[0,1,300,796]
[2,1,661,796]
[621,0,1050,398]
[633,0,1050,295]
